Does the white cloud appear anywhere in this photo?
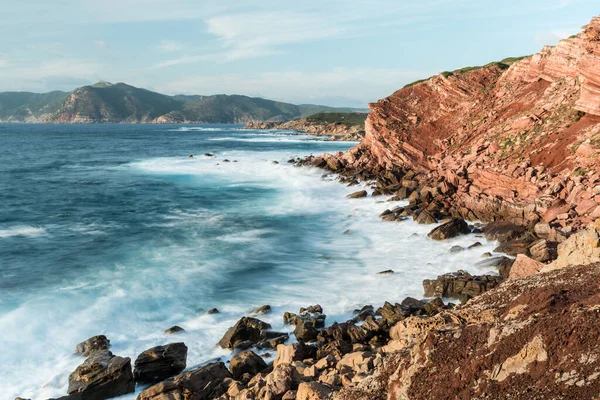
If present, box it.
[155,67,429,106]
[93,40,109,48]
[0,58,102,91]
[155,40,185,53]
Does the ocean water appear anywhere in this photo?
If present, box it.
[0,123,499,399]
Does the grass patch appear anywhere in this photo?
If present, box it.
[305,112,368,127]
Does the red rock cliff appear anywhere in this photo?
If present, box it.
[341,16,600,231]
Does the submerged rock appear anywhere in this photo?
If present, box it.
[133,342,187,384]
[164,325,185,334]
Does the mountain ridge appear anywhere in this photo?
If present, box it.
[0,82,367,124]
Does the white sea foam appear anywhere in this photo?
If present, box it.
[3,135,502,399]
[0,225,46,238]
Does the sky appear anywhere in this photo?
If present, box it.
[0,0,598,107]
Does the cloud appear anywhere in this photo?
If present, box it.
[93,40,109,48]
[0,58,102,92]
[155,40,185,53]
[156,67,429,106]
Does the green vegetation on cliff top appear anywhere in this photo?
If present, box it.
[404,56,529,88]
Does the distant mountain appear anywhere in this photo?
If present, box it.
[0,81,368,124]
[0,91,68,122]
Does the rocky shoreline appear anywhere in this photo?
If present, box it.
[17,155,600,399]
[244,119,365,142]
[16,14,600,400]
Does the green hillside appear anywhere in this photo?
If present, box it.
[0,82,367,123]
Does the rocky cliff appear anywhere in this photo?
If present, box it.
[327,16,600,234]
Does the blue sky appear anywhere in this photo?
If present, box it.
[0,0,598,106]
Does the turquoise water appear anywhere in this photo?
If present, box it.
[0,124,497,398]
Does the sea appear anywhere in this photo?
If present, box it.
[0,123,498,399]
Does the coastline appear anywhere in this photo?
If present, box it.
[244,119,365,142]
[13,135,600,399]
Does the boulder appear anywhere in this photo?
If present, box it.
[137,362,231,400]
[294,321,319,342]
[494,239,530,256]
[508,255,545,279]
[376,301,407,325]
[260,364,298,399]
[75,335,110,357]
[415,210,437,224]
[253,305,272,315]
[218,317,272,349]
[133,342,187,384]
[427,219,470,240]
[483,221,526,243]
[528,239,558,263]
[229,351,267,380]
[164,325,185,335]
[274,343,311,367]
[296,382,334,400]
[423,271,503,303]
[67,350,134,400]
[347,190,367,199]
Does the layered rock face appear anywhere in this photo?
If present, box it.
[338,16,600,232]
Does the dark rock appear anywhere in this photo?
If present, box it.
[423,297,446,315]
[294,321,319,342]
[483,221,526,243]
[133,342,187,384]
[207,308,220,314]
[347,190,367,199]
[218,317,272,349]
[468,242,483,249]
[376,301,407,325]
[377,269,394,275]
[415,210,437,224]
[427,219,470,240]
[229,351,267,380]
[400,297,425,313]
[164,325,185,335]
[528,239,558,263]
[316,339,353,360]
[494,239,531,256]
[75,335,110,357]
[68,351,134,400]
[449,245,464,253]
[253,305,272,315]
[204,153,214,157]
[137,362,231,400]
[423,271,503,303]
